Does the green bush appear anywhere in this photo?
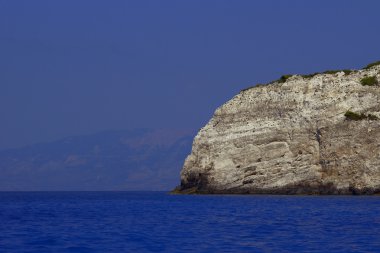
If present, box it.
[344,111,366,121]
[364,61,380,69]
[268,74,293,84]
[341,69,353,75]
[278,75,293,83]
[360,76,378,86]
[301,73,319,79]
[344,111,379,121]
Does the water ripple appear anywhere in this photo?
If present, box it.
[0,192,379,252]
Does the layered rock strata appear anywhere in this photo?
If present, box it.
[178,64,380,194]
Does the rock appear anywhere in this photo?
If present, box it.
[178,63,380,194]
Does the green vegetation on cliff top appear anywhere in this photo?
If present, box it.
[364,61,380,69]
[241,60,379,92]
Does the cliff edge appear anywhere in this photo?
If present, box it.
[177,62,380,194]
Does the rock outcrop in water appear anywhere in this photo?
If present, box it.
[177,62,380,194]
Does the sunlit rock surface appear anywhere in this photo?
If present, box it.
[178,64,380,194]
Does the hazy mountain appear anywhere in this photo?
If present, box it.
[0,129,194,191]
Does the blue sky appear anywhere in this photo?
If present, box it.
[1,0,380,150]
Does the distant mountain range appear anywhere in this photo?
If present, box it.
[0,129,194,191]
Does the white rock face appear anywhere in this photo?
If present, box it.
[179,65,380,194]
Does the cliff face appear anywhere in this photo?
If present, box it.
[179,63,380,194]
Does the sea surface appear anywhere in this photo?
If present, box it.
[0,192,379,252]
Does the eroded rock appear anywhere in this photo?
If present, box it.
[178,64,380,194]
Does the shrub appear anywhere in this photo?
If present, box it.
[364,61,380,69]
[367,114,379,120]
[344,111,379,121]
[344,111,366,121]
[323,70,340,75]
[278,75,293,83]
[301,73,319,79]
[360,76,378,86]
[342,69,353,75]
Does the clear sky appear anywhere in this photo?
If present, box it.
[1,0,380,150]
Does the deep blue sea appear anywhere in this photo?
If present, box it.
[0,192,379,253]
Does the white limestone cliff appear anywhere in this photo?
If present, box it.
[178,63,380,194]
